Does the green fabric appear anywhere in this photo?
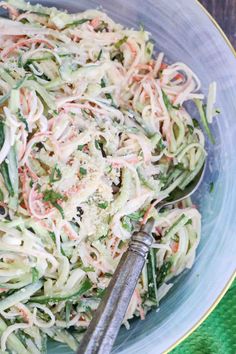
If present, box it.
[171,280,236,354]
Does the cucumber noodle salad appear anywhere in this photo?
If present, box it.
[0,1,218,353]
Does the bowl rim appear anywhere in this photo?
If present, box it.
[165,273,235,353]
[0,1,234,353]
[163,2,236,352]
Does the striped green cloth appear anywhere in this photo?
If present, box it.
[171,280,236,354]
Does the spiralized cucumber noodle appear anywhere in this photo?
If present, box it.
[0,1,218,352]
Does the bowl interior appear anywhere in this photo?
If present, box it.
[1,1,236,353]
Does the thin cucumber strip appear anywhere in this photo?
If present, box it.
[0,278,32,289]
[162,171,188,196]
[9,89,20,113]
[137,167,160,192]
[0,316,29,354]
[7,144,19,209]
[0,122,17,199]
[0,68,15,86]
[179,153,205,190]
[23,80,56,109]
[164,214,190,241]
[176,143,205,162]
[44,77,65,90]
[43,328,78,351]
[194,98,215,144]
[0,280,43,312]
[163,168,183,190]
[0,76,27,106]
[30,277,92,303]
[147,248,158,305]
[0,162,14,197]
[0,91,11,106]
[156,261,173,287]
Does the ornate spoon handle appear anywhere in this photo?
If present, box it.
[78,219,154,354]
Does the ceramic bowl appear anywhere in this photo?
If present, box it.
[2,1,236,353]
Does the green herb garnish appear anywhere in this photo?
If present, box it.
[194,99,215,144]
[98,201,108,209]
[43,189,65,218]
[49,231,56,242]
[121,216,133,232]
[79,167,87,176]
[49,165,62,183]
[77,144,84,151]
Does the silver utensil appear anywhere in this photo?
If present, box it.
[78,164,206,354]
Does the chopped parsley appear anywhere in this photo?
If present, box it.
[49,165,62,183]
[128,210,144,221]
[98,201,108,209]
[77,144,84,151]
[79,167,87,176]
[175,162,186,171]
[43,189,65,218]
[49,231,56,242]
[121,216,133,232]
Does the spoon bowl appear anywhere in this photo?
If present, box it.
[162,163,206,208]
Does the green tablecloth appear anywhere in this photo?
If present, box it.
[171,280,236,354]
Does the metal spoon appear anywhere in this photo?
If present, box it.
[78,163,206,354]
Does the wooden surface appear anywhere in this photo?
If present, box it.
[199,0,236,48]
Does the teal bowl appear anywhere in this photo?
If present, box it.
[2,1,236,353]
